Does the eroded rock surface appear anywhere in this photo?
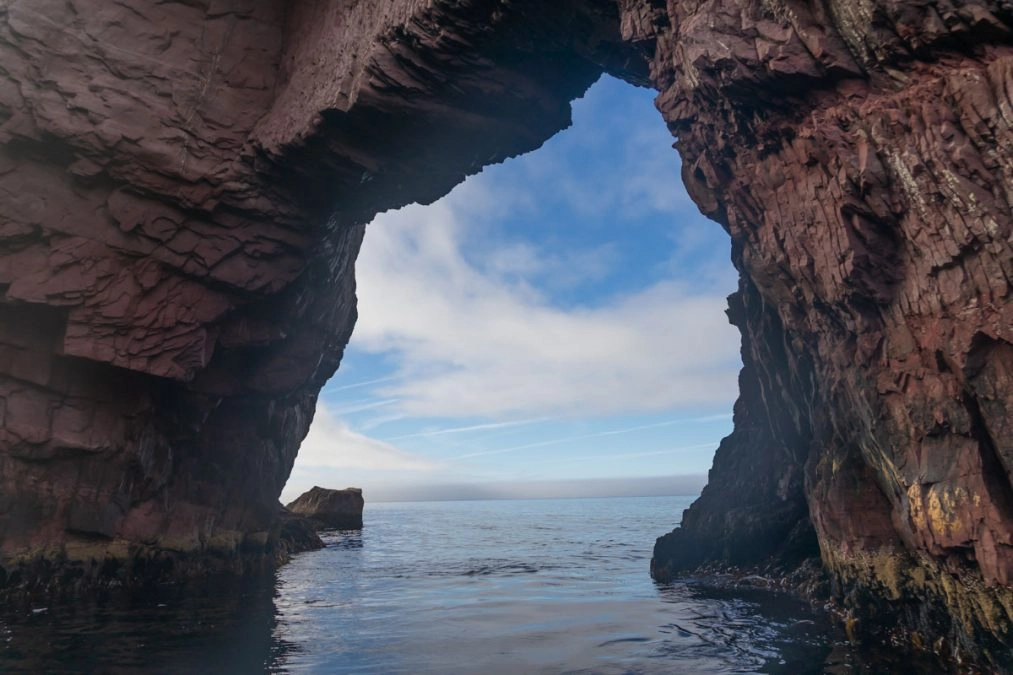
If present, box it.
[0,0,1011,666]
[0,0,636,594]
[646,1,1013,665]
[287,486,364,530]
[277,505,325,560]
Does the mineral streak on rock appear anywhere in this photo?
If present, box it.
[0,0,1011,666]
[287,486,364,530]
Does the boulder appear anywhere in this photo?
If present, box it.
[286,487,364,530]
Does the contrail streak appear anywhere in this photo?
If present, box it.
[452,414,731,460]
[323,375,400,393]
[382,417,549,442]
[329,399,400,415]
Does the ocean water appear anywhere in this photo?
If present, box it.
[2,495,870,673]
[271,496,845,674]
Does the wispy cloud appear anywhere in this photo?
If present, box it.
[452,415,730,460]
[606,442,720,460]
[297,400,440,472]
[329,398,400,415]
[342,74,741,424]
[381,417,550,442]
[527,441,722,471]
[322,375,400,394]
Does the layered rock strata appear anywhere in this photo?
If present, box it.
[646,1,1013,665]
[0,0,639,593]
[0,0,1010,666]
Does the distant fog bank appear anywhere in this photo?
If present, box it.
[364,474,707,503]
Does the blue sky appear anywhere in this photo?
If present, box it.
[281,76,741,503]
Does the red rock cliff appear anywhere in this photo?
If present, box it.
[0,0,1010,665]
[0,0,638,588]
[646,0,1013,664]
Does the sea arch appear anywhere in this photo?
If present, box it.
[0,0,1011,665]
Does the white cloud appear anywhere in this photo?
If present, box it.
[296,400,441,472]
[351,175,741,419]
[476,240,619,292]
[286,77,738,502]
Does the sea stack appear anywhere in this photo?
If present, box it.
[287,487,365,530]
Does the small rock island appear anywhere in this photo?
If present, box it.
[287,487,365,530]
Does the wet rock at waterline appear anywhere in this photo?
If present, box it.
[277,506,326,560]
[287,487,364,531]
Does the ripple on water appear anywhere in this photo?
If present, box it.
[270,497,850,674]
[0,497,867,673]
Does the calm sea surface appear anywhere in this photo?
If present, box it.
[2,495,905,673]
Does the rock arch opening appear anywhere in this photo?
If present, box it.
[282,74,740,506]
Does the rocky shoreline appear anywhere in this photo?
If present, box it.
[0,501,332,603]
[670,559,980,672]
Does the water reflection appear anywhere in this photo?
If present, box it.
[651,582,837,673]
[1,575,289,673]
[321,529,364,550]
[654,583,949,675]
[0,500,952,674]
[0,572,946,674]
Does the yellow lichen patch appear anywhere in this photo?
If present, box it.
[844,615,860,643]
[907,483,926,532]
[822,545,912,600]
[924,486,970,544]
[926,488,950,537]
[826,544,1013,651]
[908,564,927,587]
[869,551,908,600]
[908,483,975,546]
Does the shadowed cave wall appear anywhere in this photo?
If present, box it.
[0,0,1011,665]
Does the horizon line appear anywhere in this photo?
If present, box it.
[365,491,703,504]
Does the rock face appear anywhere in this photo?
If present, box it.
[0,0,1011,665]
[277,506,325,560]
[0,0,635,595]
[644,1,1013,665]
[287,487,364,530]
